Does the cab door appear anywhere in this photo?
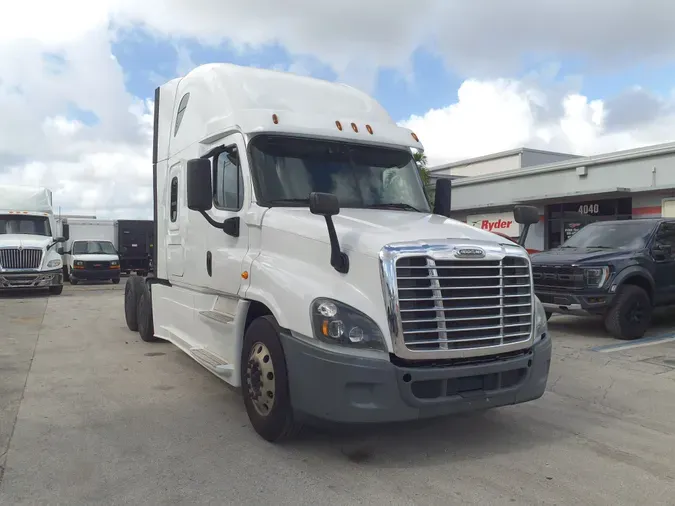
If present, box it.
[651,221,675,304]
[202,132,251,300]
[167,161,185,278]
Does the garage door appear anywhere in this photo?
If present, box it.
[663,199,675,218]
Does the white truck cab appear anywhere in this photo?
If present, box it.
[65,240,121,285]
[125,63,551,442]
[0,185,66,294]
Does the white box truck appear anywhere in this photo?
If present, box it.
[60,218,121,285]
[124,63,551,442]
[0,185,66,294]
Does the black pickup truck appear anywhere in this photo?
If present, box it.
[530,218,675,340]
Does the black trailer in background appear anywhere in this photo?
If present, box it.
[117,220,154,275]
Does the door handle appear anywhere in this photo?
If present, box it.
[206,251,212,277]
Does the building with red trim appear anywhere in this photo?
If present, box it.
[429,142,675,251]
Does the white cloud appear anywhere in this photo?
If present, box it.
[2,1,675,219]
[401,78,675,167]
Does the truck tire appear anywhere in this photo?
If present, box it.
[124,275,144,332]
[49,285,63,295]
[111,278,120,285]
[604,285,652,340]
[69,277,79,285]
[137,283,157,342]
[240,315,303,443]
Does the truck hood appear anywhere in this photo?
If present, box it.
[262,208,512,256]
[0,234,52,249]
[530,247,636,265]
[72,254,118,262]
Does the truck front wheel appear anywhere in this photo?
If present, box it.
[137,285,157,342]
[49,285,63,295]
[240,315,302,443]
[604,285,652,340]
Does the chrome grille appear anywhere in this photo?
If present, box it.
[0,248,43,269]
[395,256,533,351]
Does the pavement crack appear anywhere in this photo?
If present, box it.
[0,298,48,490]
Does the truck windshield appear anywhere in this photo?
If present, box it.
[560,220,657,250]
[72,241,117,255]
[0,215,51,236]
[249,135,431,212]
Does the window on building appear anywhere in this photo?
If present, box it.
[170,177,178,222]
[213,147,244,210]
[546,197,633,249]
[174,93,190,136]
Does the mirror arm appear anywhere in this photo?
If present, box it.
[324,216,349,274]
[199,210,225,230]
[518,224,531,247]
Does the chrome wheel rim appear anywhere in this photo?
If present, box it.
[246,342,276,417]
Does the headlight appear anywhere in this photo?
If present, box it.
[534,295,547,337]
[584,266,610,288]
[47,259,62,268]
[74,260,84,266]
[111,260,119,266]
[310,298,386,351]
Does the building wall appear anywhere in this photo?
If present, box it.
[451,152,675,211]
[447,154,521,178]
[520,150,580,168]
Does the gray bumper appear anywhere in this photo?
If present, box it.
[0,269,63,289]
[282,333,552,424]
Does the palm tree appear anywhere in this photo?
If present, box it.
[413,149,434,206]
[413,150,430,186]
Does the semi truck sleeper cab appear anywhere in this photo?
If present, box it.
[124,62,552,442]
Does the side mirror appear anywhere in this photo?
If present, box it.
[186,158,213,211]
[512,205,540,248]
[54,236,66,243]
[309,192,339,216]
[433,178,452,218]
[513,205,539,225]
[309,192,348,274]
[653,243,672,258]
[62,223,70,241]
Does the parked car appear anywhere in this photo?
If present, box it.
[530,218,675,340]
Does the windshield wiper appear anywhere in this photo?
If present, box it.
[366,203,421,212]
[586,245,614,249]
[268,198,310,206]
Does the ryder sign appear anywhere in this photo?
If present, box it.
[467,211,519,237]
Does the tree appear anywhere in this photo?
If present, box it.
[413,149,434,206]
[413,150,430,186]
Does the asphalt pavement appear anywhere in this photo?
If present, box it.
[1,280,674,505]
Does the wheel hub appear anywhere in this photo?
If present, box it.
[246,342,276,417]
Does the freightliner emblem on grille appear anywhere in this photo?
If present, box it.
[455,247,486,259]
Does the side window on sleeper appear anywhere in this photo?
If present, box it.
[170,177,178,222]
[214,148,244,210]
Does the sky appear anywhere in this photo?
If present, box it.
[2,1,675,218]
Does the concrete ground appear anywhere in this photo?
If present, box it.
[1,280,675,505]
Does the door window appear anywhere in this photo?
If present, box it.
[654,222,675,255]
[213,148,244,210]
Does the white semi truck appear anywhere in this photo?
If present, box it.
[124,63,551,442]
[0,185,66,294]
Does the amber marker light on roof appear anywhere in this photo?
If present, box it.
[411,132,419,142]
[272,114,279,124]
[366,124,373,134]
[351,122,358,132]
[335,120,343,131]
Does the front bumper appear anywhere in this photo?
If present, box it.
[0,269,63,289]
[71,268,120,281]
[282,332,552,424]
[536,289,613,316]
